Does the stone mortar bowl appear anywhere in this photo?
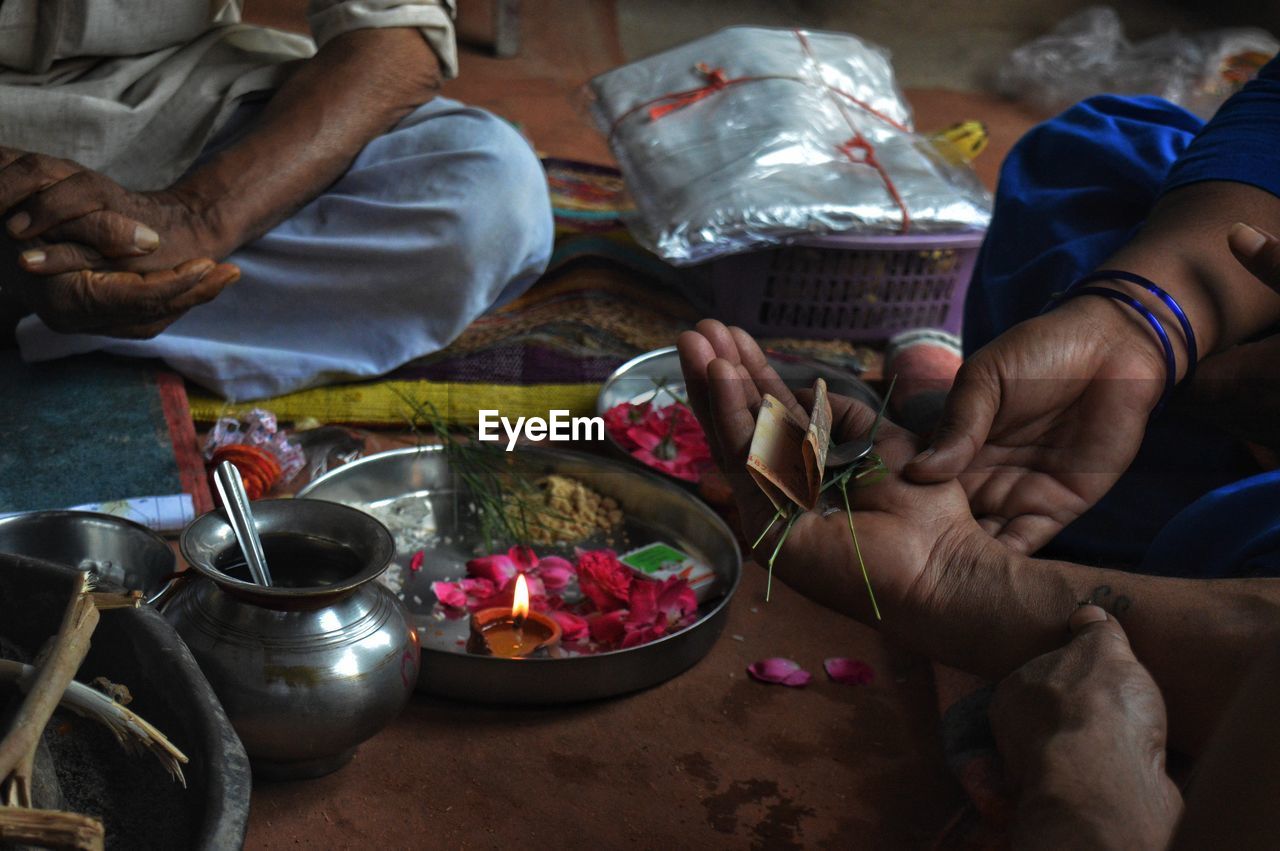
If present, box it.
[0,552,250,848]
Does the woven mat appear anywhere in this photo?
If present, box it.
[188,159,875,425]
[0,351,210,513]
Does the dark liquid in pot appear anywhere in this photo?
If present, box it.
[213,533,363,588]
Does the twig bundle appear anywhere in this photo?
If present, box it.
[0,572,99,808]
[0,807,104,850]
[391,389,555,551]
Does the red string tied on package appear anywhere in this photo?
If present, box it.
[646,63,731,121]
[609,31,913,233]
[834,133,911,233]
[835,135,873,163]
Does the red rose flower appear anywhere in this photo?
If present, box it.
[603,402,652,451]
[576,549,632,612]
[623,403,713,483]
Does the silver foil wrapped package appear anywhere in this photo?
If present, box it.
[589,26,992,265]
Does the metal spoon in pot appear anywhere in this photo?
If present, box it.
[212,460,273,586]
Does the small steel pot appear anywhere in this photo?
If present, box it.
[169,499,419,780]
[0,510,176,605]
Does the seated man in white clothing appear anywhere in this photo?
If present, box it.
[0,0,553,400]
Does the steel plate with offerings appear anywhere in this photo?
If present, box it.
[298,446,741,704]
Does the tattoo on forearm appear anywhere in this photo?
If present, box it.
[1081,584,1132,615]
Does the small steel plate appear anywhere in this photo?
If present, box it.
[596,345,880,471]
[298,445,742,704]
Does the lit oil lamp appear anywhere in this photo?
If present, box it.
[467,574,561,658]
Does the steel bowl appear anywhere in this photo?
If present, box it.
[0,510,176,605]
[298,445,742,705]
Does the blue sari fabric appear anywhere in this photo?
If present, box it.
[964,55,1280,575]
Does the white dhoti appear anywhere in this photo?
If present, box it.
[15,96,554,400]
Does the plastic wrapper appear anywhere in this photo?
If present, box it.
[292,425,367,487]
[998,6,1278,120]
[588,26,992,266]
[203,409,306,498]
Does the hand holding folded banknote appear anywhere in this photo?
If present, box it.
[676,319,987,625]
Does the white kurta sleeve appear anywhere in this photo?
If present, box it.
[307,1,458,79]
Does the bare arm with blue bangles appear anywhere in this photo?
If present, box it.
[904,178,1280,555]
[905,49,1280,554]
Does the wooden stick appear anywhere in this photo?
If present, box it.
[0,572,99,806]
[89,590,143,611]
[0,661,188,786]
[0,806,104,850]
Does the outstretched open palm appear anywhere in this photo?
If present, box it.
[677,320,981,624]
[907,298,1168,554]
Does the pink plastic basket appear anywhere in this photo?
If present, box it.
[690,231,985,341]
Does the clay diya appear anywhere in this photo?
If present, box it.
[467,574,561,658]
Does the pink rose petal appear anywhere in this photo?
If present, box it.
[626,426,664,452]
[654,577,698,623]
[431,578,497,610]
[536,556,575,591]
[621,621,667,649]
[617,402,713,483]
[508,545,538,572]
[823,657,875,685]
[782,669,811,687]
[458,577,497,598]
[549,610,590,642]
[430,581,468,609]
[627,577,659,623]
[604,402,650,450]
[589,610,628,646]
[747,658,811,687]
[467,553,518,585]
[409,550,425,574]
[626,576,695,626]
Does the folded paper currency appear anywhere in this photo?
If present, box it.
[746,379,833,511]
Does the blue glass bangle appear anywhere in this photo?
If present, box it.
[1065,286,1177,413]
[1072,269,1198,382]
